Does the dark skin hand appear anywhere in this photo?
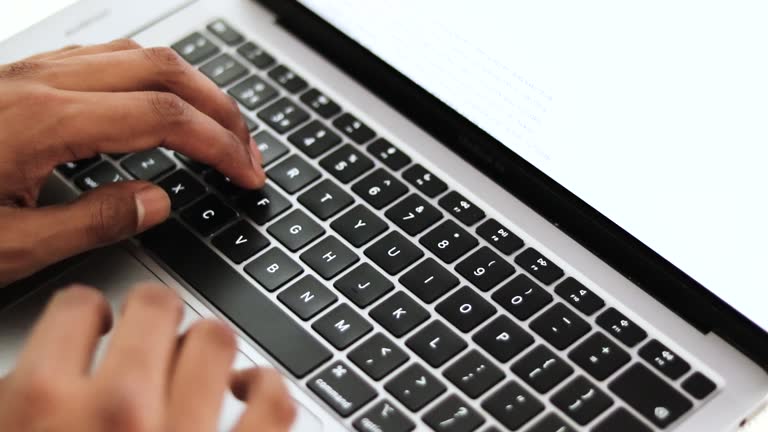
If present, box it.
[0,39,266,286]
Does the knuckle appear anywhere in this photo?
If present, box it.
[86,193,134,245]
[0,60,44,79]
[187,320,236,352]
[143,46,188,77]
[109,38,142,51]
[12,371,64,414]
[97,381,153,432]
[148,92,189,124]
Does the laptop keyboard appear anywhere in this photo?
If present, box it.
[55,19,718,431]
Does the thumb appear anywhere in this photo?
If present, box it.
[0,181,170,285]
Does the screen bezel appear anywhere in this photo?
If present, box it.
[258,0,768,368]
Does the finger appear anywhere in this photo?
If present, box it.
[0,182,169,285]
[96,284,182,408]
[50,90,263,188]
[41,39,142,61]
[14,285,111,377]
[23,45,82,61]
[168,320,237,432]
[233,369,296,432]
[42,47,250,144]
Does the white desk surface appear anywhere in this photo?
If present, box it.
[1,1,767,430]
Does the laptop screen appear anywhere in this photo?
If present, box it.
[300,0,768,330]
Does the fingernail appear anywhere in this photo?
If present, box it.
[249,138,262,170]
[135,186,170,231]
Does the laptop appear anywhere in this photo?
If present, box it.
[1,0,766,431]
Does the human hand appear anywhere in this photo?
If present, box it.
[0,40,265,285]
[0,284,295,431]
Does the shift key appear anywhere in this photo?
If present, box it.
[609,363,692,428]
[140,219,331,378]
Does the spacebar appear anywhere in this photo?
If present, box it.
[140,219,332,378]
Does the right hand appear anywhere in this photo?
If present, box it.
[0,284,295,431]
[0,40,265,285]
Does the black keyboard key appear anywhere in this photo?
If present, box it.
[491,274,553,321]
[682,372,717,400]
[320,144,375,183]
[385,193,442,236]
[244,247,302,291]
[172,32,219,64]
[403,164,447,198]
[439,191,485,226]
[370,291,429,337]
[423,395,484,432]
[180,194,237,236]
[512,345,574,393]
[421,220,479,264]
[238,183,292,224]
[349,333,409,380]
[527,413,576,432]
[569,332,630,381]
[174,152,208,173]
[514,248,564,285]
[237,42,275,69]
[596,307,648,348]
[199,54,247,86]
[268,64,308,93]
[298,179,354,220]
[74,162,126,190]
[252,130,289,167]
[333,113,376,144]
[300,236,359,280]
[258,98,310,134]
[278,275,337,320]
[288,120,342,158]
[530,303,591,350]
[555,277,605,316]
[267,209,324,252]
[386,363,446,411]
[335,262,393,308]
[353,168,408,209]
[308,360,376,417]
[122,149,175,180]
[456,247,515,292]
[639,339,691,380]
[212,220,269,264]
[593,408,652,432]
[436,286,496,333]
[609,364,692,428]
[482,381,544,430]
[229,75,278,110]
[313,303,372,349]
[300,88,342,118]
[157,170,205,210]
[365,231,424,275]
[140,219,331,378]
[368,138,412,171]
[472,315,533,363]
[444,350,503,399]
[354,400,415,432]
[331,204,388,247]
[57,156,101,178]
[206,19,243,45]
[266,154,320,193]
[204,171,245,197]
[406,321,467,367]
[476,219,524,255]
[551,376,613,426]
[399,258,459,303]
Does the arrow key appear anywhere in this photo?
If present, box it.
[212,220,270,264]
[349,333,409,380]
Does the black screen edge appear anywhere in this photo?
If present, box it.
[257,0,768,369]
